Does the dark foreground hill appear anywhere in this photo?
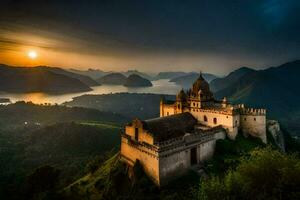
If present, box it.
[0,102,127,199]
[211,60,300,136]
[123,74,153,87]
[36,66,99,87]
[0,64,92,93]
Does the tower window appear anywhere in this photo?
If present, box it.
[204,115,208,122]
[254,117,256,121]
[213,118,217,124]
[135,128,138,141]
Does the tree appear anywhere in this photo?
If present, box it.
[198,147,300,200]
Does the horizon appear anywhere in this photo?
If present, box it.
[1,0,300,75]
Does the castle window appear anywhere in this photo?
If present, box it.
[254,117,256,121]
[226,116,228,119]
[178,104,180,109]
[167,112,169,116]
[204,115,208,122]
[235,120,238,126]
[135,128,139,141]
[244,118,246,121]
[213,118,217,124]
[193,103,195,106]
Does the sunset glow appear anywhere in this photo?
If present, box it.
[27,51,38,59]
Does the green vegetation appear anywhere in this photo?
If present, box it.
[64,93,175,119]
[197,147,300,200]
[0,102,126,199]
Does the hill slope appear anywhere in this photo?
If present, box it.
[210,67,255,92]
[37,66,99,86]
[123,74,153,87]
[0,64,92,93]
[213,61,300,136]
[97,73,127,85]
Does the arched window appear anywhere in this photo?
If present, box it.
[204,115,208,122]
[213,118,217,124]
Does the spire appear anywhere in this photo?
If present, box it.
[198,71,204,80]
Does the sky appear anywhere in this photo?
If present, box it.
[0,0,299,75]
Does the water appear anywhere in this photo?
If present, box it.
[0,79,181,105]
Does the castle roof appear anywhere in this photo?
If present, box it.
[142,112,197,141]
[176,89,187,101]
[192,73,210,95]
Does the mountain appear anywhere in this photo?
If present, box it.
[36,66,100,87]
[123,70,154,81]
[0,64,92,93]
[69,68,110,80]
[123,74,153,87]
[169,72,218,88]
[210,67,255,92]
[213,60,300,136]
[153,71,188,80]
[97,73,127,85]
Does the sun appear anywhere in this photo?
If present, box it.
[27,50,38,59]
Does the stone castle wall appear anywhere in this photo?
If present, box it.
[120,136,160,185]
[160,103,175,117]
[190,109,239,139]
[240,108,266,143]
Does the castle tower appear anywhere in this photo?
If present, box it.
[176,89,187,114]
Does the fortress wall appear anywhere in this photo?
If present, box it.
[120,137,160,185]
[160,103,175,117]
[199,140,216,161]
[240,114,266,143]
[126,123,154,144]
[159,149,190,185]
[191,110,239,139]
[159,133,220,185]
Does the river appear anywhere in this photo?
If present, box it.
[0,79,181,105]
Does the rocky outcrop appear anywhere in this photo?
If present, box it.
[267,120,285,152]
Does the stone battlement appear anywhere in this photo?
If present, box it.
[240,107,266,115]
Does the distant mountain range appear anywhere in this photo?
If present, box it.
[0,64,93,94]
[211,60,300,136]
[97,73,152,87]
[169,72,218,88]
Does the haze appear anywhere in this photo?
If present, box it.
[0,0,299,75]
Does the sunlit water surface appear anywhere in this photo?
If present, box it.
[0,79,181,104]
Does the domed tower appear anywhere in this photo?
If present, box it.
[188,72,214,109]
[191,72,214,101]
[176,89,187,113]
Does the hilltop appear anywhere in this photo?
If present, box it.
[0,64,93,94]
[123,74,153,87]
[211,60,300,136]
[96,73,127,85]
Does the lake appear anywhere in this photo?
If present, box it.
[0,79,181,105]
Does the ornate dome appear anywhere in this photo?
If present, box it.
[191,73,211,96]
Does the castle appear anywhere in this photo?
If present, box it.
[120,73,266,186]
